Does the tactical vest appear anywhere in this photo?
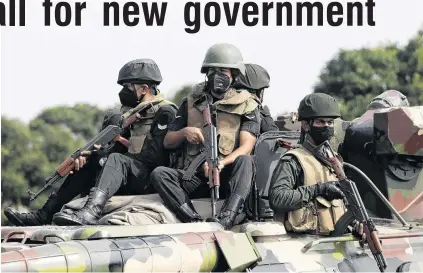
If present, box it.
[121,94,176,154]
[180,83,258,170]
[283,147,347,235]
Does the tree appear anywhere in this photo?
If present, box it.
[1,117,35,205]
[29,104,105,140]
[1,116,51,221]
[314,28,423,120]
[397,28,423,105]
[1,104,107,225]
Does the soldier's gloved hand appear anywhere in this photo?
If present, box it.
[262,105,272,116]
[316,181,345,201]
[86,144,109,167]
[87,144,108,158]
[351,220,366,243]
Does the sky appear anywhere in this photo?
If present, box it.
[1,0,423,123]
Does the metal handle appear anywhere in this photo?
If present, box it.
[3,231,28,244]
[43,234,65,243]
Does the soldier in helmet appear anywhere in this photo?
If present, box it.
[269,93,364,237]
[47,59,177,226]
[3,69,145,227]
[150,43,260,230]
[233,63,278,133]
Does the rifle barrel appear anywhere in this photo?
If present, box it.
[28,174,64,201]
[211,190,216,217]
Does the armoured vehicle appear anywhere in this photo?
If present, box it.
[2,106,423,272]
[275,112,301,132]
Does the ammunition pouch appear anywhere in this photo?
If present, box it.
[285,197,346,235]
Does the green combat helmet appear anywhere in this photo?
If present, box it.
[233,63,270,102]
[117,59,163,86]
[200,43,246,76]
[367,89,410,110]
[298,93,341,121]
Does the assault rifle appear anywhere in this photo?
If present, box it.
[27,100,161,202]
[324,142,387,272]
[183,102,220,218]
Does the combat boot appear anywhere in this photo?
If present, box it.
[52,187,108,226]
[4,192,61,226]
[175,202,203,223]
[207,194,244,230]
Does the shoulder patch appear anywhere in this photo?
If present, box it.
[158,123,167,130]
[244,112,256,120]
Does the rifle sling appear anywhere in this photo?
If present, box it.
[122,99,163,120]
[302,141,336,170]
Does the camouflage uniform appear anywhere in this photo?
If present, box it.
[150,44,260,230]
[3,108,128,226]
[269,93,348,235]
[51,59,178,226]
[233,63,279,133]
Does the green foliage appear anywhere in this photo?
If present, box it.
[29,103,105,140]
[1,117,37,204]
[1,104,105,225]
[314,28,423,120]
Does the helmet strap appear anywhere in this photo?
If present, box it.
[299,119,314,144]
[258,89,264,102]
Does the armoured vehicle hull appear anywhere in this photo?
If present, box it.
[1,221,423,272]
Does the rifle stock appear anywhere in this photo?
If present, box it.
[27,101,158,202]
[325,142,387,272]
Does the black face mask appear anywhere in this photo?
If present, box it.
[119,87,139,108]
[207,71,231,97]
[309,126,334,145]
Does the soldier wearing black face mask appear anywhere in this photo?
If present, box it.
[269,93,355,235]
[51,59,178,226]
[5,59,178,227]
[150,43,261,230]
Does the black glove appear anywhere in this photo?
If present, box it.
[315,181,345,201]
[89,147,108,158]
[87,146,110,168]
[262,105,272,116]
